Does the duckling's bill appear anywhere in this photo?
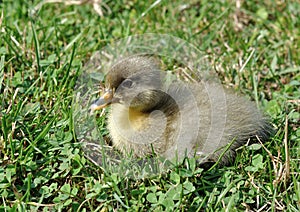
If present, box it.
[90,89,113,113]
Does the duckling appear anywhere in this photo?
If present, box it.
[90,55,273,167]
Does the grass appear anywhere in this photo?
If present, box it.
[0,0,299,211]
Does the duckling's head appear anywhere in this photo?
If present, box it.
[91,55,164,112]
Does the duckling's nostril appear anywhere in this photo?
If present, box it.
[90,89,113,113]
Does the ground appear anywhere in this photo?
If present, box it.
[0,0,299,211]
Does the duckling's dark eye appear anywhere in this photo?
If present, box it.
[122,79,133,88]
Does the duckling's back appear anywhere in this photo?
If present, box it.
[163,81,273,166]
